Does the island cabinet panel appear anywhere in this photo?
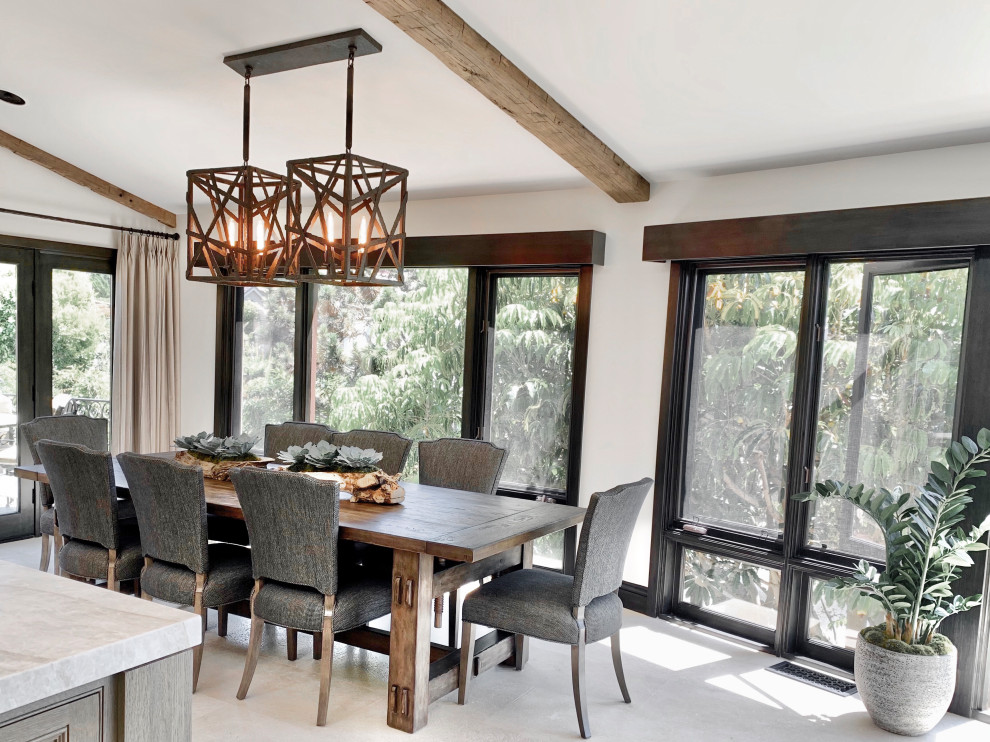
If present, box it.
[0,684,109,742]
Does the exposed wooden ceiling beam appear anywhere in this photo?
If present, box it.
[0,128,176,228]
[363,0,651,203]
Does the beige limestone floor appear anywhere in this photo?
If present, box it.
[2,535,986,742]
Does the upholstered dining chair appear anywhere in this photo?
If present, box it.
[21,415,109,573]
[419,438,508,628]
[331,429,413,477]
[457,477,653,739]
[230,467,394,726]
[35,440,143,592]
[263,421,336,459]
[118,452,255,692]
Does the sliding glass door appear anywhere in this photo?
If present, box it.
[661,255,971,665]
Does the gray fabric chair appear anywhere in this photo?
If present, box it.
[230,467,393,726]
[458,477,653,739]
[263,421,336,459]
[35,440,143,592]
[418,438,508,495]
[331,429,412,477]
[117,452,255,692]
[21,415,109,573]
[419,438,508,629]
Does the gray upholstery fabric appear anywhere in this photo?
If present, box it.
[142,543,254,607]
[22,415,109,508]
[230,468,340,595]
[571,478,652,607]
[253,573,393,632]
[462,569,622,644]
[331,429,412,477]
[418,438,507,495]
[264,422,336,459]
[37,440,120,550]
[117,453,209,574]
[58,527,143,580]
[40,507,56,536]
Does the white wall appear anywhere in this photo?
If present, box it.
[9,139,990,587]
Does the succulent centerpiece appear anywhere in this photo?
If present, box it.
[277,441,404,504]
[794,429,990,736]
[174,431,271,480]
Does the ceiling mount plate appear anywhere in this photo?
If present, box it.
[223,29,382,77]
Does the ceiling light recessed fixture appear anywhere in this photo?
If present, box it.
[0,90,25,106]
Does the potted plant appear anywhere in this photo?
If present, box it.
[795,430,990,736]
[174,431,270,480]
[277,441,405,504]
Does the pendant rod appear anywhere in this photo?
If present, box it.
[242,66,252,165]
[0,206,180,240]
[345,45,355,153]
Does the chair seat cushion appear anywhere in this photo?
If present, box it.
[142,543,254,607]
[206,514,251,545]
[40,507,56,536]
[59,528,143,581]
[253,570,393,633]
[462,569,622,645]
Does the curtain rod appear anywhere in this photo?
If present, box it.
[0,207,181,240]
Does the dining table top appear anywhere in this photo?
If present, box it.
[14,454,585,564]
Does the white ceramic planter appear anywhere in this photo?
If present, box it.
[854,634,957,736]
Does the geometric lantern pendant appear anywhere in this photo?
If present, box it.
[285,43,408,286]
[186,68,298,286]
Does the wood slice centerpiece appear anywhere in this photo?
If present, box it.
[305,469,405,504]
[175,451,273,481]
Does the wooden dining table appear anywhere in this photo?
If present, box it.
[14,455,585,734]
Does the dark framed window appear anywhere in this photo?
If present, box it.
[214,231,602,572]
[645,197,990,716]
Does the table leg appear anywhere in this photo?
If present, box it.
[514,541,534,671]
[387,549,433,733]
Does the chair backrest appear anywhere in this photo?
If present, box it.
[230,467,340,596]
[571,478,653,608]
[21,415,109,507]
[117,453,209,574]
[264,421,336,459]
[331,429,412,477]
[418,438,507,494]
[36,440,119,549]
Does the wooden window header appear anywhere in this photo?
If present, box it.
[642,197,990,263]
[398,230,605,268]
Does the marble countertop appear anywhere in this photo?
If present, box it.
[0,560,200,715]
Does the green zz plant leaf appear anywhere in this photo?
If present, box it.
[794,428,990,648]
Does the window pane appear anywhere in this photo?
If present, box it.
[682,271,804,536]
[0,265,17,515]
[240,287,295,439]
[680,549,780,631]
[807,264,968,559]
[807,577,886,650]
[314,268,468,480]
[490,275,578,492]
[51,270,112,420]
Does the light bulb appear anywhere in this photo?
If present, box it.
[227,216,237,247]
[358,216,369,246]
[254,219,264,251]
[322,210,335,243]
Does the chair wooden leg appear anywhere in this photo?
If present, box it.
[316,595,335,727]
[287,628,298,661]
[433,595,444,629]
[107,549,118,592]
[192,573,206,692]
[217,605,228,637]
[611,630,631,703]
[140,557,153,600]
[52,522,61,576]
[571,607,590,739]
[237,579,264,701]
[39,533,51,572]
[457,621,476,705]
[313,632,322,660]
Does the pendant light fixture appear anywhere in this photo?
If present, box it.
[285,42,408,286]
[186,67,298,285]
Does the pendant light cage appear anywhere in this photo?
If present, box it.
[286,153,408,286]
[186,165,300,286]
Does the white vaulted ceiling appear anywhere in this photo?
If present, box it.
[4,0,990,209]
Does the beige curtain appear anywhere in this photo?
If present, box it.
[111,233,181,453]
